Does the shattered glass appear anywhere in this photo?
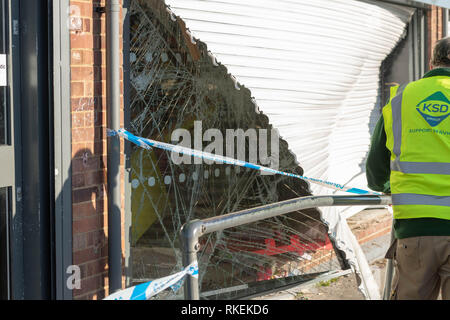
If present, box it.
[128,0,343,299]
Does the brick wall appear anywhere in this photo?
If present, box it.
[70,0,125,300]
[427,6,445,66]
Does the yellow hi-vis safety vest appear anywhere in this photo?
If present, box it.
[383,76,450,220]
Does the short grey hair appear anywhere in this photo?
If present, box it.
[431,37,450,68]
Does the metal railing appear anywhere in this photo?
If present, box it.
[180,194,393,300]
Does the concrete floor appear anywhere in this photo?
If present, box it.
[252,209,446,300]
[251,233,391,300]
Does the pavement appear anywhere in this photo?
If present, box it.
[251,209,393,300]
[251,234,391,300]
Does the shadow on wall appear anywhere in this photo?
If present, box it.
[71,148,109,300]
[69,4,126,299]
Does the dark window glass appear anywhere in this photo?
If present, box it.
[0,87,6,145]
[0,0,8,145]
[0,187,9,300]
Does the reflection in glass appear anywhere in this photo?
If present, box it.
[0,187,9,300]
[0,0,7,145]
[0,88,6,145]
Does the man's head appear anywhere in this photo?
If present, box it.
[431,37,450,69]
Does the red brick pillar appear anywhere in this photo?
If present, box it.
[69,0,125,300]
[427,6,444,65]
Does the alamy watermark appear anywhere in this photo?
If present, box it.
[66,265,81,290]
[170,121,280,173]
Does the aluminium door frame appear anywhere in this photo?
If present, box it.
[17,0,72,300]
[52,0,73,300]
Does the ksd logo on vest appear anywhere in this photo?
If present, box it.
[416,91,450,127]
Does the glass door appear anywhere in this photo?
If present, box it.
[0,187,10,300]
[0,0,14,300]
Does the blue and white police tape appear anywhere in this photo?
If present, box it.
[109,128,379,195]
[104,261,198,300]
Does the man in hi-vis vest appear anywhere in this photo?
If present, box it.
[366,37,450,300]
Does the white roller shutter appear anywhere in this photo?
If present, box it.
[164,0,415,299]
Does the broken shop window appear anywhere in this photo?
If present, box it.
[127,0,342,299]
